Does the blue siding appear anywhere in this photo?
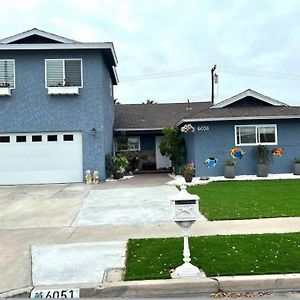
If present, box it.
[184,120,300,177]
[0,49,114,180]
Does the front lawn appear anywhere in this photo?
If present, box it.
[125,233,300,281]
[187,180,300,220]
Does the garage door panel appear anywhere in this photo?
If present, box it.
[0,132,83,185]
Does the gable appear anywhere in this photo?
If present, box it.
[211,89,288,108]
[9,34,62,44]
[226,96,273,107]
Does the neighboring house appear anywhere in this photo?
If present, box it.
[114,102,210,171]
[115,89,300,177]
[0,28,118,184]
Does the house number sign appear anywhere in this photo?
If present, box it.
[197,126,209,131]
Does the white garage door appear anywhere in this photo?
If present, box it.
[0,132,83,185]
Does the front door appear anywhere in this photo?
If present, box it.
[155,136,171,169]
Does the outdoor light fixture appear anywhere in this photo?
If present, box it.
[91,128,96,135]
[170,185,205,278]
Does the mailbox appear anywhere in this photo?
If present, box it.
[171,185,200,223]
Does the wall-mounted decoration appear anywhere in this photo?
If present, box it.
[230,148,245,159]
[181,124,195,133]
[204,157,218,168]
[271,148,284,156]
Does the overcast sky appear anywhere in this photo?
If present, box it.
[1,0,300,105]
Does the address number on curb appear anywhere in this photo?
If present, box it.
[30,288,80,298]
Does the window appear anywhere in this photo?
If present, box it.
[16,136,26,143]
[63,134,73,141]
[116,136,140,151]
[0,60,15,88]
[0,136,10,143]
[235,125,277,146]
[32,135,42,142]
[47,135,58,142]
[45,59,82,88]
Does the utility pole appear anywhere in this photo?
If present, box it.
[211,65,217,105]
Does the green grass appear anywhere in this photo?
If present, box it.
[187,180,300,220]
[125,233,300,280]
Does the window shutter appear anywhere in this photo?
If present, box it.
[65,60,82,87]
[0,60,15,88]
[46,60,64,87]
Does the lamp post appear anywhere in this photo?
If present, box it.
[170,185,205,278]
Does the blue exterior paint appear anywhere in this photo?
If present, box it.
[184,119,300,177]
[0,49,114,180]
[140,134,156,151]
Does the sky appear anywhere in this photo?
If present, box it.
[1,0,300,105]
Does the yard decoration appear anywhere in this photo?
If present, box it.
[182,163,195,183]
[271,148,284,156]
[85,170,92,184]
[204,157,218,168]
[180,124,195,133]
[230,148,245,159]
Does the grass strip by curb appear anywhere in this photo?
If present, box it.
[187,179,300,220]
[125,233,300,281]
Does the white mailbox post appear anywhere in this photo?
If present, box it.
[170,185,205,278]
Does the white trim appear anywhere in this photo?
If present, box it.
[0,59,15,90]
[115,136,141,152]
[45,58,83,89]
[177,115,300,126]
[234,124,277,146]
[211,89,288,108]
[114,128,163,131]
[0,28,78,44]
[48,86,79,95]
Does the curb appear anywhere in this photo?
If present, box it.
[4,274,300,298]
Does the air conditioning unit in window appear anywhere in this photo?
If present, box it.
[0,83,11,96]
[48,86,79,95]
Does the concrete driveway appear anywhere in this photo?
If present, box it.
[0,174,180,294]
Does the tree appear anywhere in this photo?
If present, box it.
[159,127,185,174]
[142,99,157,104]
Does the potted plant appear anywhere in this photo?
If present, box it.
[293,157,300,175]
[112,154,129,179]
[223,160,236,178]
[182,163,195,183]
[256,144,271,177]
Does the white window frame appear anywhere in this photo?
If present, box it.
[45,58,83,88]
[115,136,141,152]
[0,59,16,89]
[235,124,277,146]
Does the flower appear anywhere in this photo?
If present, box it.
[182,163,195,176]
[181,123,195,133]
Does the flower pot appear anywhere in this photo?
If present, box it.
[224,165,235,178]
[184,174,193,183]
[293,163,300,175]
[257,164,268,177]
[113,171,123,180]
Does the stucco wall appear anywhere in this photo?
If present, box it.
[0,49,114,180]
[183,119,300,177]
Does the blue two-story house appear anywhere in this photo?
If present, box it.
[0,28,118,184]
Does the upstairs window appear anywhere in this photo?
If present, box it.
[0,60,15,89]
[45,59,82,88]
[235,124,277,146]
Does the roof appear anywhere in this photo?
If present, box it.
[0,28,79,44]
[0,28,118,85]
[178,105,300,125]
[114,102,211,130]
[211,89,288,108]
